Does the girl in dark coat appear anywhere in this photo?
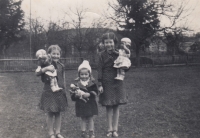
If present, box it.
[98,32,128,137]
[71,60,98,138]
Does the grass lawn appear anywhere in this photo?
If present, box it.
[0,66,200,138]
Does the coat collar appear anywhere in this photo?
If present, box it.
[77,80,95,90]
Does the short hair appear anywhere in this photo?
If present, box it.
[101,32,118,44]
[47,45,62,55]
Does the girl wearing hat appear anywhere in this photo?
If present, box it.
[98,32,128,137]
[113,37,131,80]
[70,60,98,138]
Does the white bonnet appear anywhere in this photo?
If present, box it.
[78,60,92,73]
[121,38,131,46]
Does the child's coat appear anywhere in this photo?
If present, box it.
[71,80,98,117]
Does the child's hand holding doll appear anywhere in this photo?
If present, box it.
[42,65,55,73]
[70,84,90,102]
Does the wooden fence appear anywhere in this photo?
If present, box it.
[0,58,84,72]
[136,55,200,67]
[0,55,200,72]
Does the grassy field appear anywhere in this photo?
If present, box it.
[0,66,200,138]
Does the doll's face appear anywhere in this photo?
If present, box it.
[39,54,51,65]
[39,54,48,64]
[120,41,125,49]
[120,41,130,49]
[79,68,90,81]
[104,39,115,52]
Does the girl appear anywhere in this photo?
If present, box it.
[36,45,68,138]
[71,60,98,138]
[98,32,128,137]
[114,37,131,80]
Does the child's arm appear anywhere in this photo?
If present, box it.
[35,66,41,73]
[123,45,131,58]
[89,83,98,97]
[35,65,55,76]
[113,49,119,55]
[70,92,77,101]
[97,53,104,94]
[62,63,67,92]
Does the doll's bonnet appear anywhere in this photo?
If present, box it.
[121,38,131,46]
[36,49,47,59]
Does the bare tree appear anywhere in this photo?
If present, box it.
[64,6,88,57]
[105,0,195,66]
[64,5,108,58]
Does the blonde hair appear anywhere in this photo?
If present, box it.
[47,45,62,55]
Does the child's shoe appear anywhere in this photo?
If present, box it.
[114,74,120,80]
[56,85,63,92]
[55,133,64,138]
[115,76,123,80]
[52,86,62,92]
[49,134,56,138]
[89,131,95,138]
[117,74,124,80]
[106,131,113,137]
[81,131,89,138]
[112,130,119,137]
[51,86,58,92]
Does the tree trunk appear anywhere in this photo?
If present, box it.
[2,45,6,59]
[79,50,82,57]
[135,44,140,67]
[134,22,141,67]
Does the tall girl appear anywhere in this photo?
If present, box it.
[36,45,68,138]
[98,32,128,137]
[71,60,98,138]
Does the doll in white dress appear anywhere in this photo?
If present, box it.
[114,38,131,80]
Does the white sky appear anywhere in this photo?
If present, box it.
[21,0,200,33]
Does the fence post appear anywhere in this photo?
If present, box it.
[186,54,188,66]
[172,55,175,64]
[151,54,155,67]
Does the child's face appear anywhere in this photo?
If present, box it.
[104,39,115,51]
[79,68,90,81]
[49,49,60,62]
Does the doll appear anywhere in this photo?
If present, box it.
[70,84,90,103]
[114,37,131,80]
[35,49,62,92]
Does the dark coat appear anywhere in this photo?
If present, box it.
[71,80,98,117]
[98,50,128,106]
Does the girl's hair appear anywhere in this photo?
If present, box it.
[101,32,118,44]
[47,45,62,55]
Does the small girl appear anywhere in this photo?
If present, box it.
[35,45,68,138]
[98,32,128,137]
[114,38,131,80]
[71,60,98,138]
